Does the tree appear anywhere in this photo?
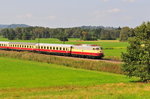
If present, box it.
[122,22,150,82]
[7,29,16,40]
[57,29,68,43]
[100,30,116,40]
[119,27,130,41]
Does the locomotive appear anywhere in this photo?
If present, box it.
[0,41,104,59]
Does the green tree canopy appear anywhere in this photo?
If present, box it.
[119,27,130,41]
[122,22,150,82]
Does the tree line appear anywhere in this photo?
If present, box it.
[0,25,135,41]
[0,26,123,41]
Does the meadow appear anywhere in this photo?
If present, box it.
[2,57,150,99]
[1,37,150,99]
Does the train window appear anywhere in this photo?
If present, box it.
[60,47,62,50]
[56,47,58,50]
[50,47,52,49]
[96,48,99,50]
[53,47,55,50]
[93,48,95,50]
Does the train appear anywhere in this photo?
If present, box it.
[0,41,104,59]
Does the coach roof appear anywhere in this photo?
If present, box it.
[0,41,10,44]
[9,42,37,45]
[36,43,73,47]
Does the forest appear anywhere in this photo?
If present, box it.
[0,25,134,41]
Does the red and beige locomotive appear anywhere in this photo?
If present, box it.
[0,41,104,59]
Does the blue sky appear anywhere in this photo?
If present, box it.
[0,0,149,28]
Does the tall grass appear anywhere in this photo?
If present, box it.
[0,50,122,74]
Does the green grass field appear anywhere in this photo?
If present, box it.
[1,57,150,99]
[0,37,128,58]
[0,57,135,88]
[1,37,150,98]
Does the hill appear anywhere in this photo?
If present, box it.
[0,24,31,29]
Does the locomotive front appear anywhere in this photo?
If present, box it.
[71,44,104,59]
[92,46,104,58]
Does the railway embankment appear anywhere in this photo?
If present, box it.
[0,50,123,74]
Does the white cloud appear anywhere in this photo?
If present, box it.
[47,16,56,20]
[101,0,109,2]
[92,8,122,21]
[123,0,136,3]
[16,14,33,19]
[108,8,121,13]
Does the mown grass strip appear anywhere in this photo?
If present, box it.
[1,83,150,99]
[0,50,122,74]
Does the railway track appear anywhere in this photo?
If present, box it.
[48,54,123,64]
[0,50,123,64]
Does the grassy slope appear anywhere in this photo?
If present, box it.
[0,57,136,89]
[0,37,128,57]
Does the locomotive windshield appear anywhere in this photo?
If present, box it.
[93,47,101,50]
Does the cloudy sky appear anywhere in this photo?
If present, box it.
[0,0,149,28]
